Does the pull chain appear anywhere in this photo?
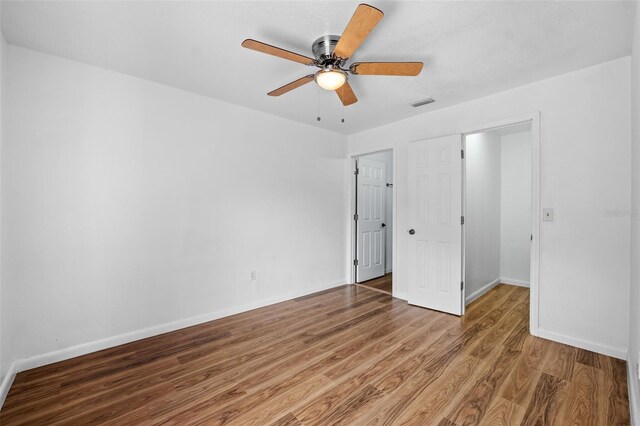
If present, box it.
[316,86,321,122]
[315,85,347,124]
[341,85,345,123]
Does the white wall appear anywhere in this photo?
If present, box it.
[464,132,501,299]
[358,150,393,272]
[349,57,631,358]
[0,3,5,389]
[1,45,348,374]
[500,130,532,285]
[628,2,640,424]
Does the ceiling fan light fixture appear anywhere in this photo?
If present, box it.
[315,69,347,91]
[242,4,424,106]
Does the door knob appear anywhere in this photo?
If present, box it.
[408,229,415,235]
[381,223,386,228]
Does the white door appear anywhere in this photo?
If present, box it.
[407,134,463,315]
[356,158,386,282]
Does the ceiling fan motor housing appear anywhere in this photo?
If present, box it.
[312,35,342,64]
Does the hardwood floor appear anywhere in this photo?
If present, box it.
[357,272,392,294]
[1,284,629,425]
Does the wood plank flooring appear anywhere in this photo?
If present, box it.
[357,272,392,294]
[1,284,629,425]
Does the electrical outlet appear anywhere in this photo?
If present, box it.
[250,271,257,281]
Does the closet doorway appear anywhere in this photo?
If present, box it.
[463,122,534,313]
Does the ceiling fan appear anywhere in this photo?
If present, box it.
[241,3,424,106]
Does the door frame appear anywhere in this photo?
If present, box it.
[459,112,541,336]
[347,147,397,297]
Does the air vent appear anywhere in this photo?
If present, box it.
[410,97,435,108]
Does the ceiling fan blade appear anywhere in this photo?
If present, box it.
[334,4,383,59]
[268,75,315,96]
[336,82,358,106]
[242,39,314,65]
[350,62,424,76]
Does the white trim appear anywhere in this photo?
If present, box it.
[465,278,501,305]
[0,363,17,409]
[347,156,357,284]
[459,112,540,336]
[0,278,345,410]
[500,277,530,287]
[458,113,540,136]
[461,134,467,315]
[628,354,639,426]
[530,112,541,337]
[537,328,627,360]
[391,146,398,299]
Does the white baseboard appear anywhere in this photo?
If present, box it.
[537,328,627,360]
[0,279,345,409]
[465,278,501,305]
[500,277,530,287]
[385,267,392,273]
[0,363,17,409]
[628,354,639,426]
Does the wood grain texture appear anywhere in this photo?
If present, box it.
[483,397,526,426]
[558,363,606,426]
[334,4,383,59]
[336,82,357,106]
[267,75,314,97]
[1,284,629,425]
[350,62,423,76]
[241,39,314,65]
[521,372,568,426]
[357,272,392,294]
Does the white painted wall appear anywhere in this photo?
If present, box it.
[1,45,348,373]
[0,4,5,388]
[628,2,640,424]
[358,150,393,272]
[464,132,501,299]
[500,131,532,285]
[349,57,631,358]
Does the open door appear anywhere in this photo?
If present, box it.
[407,134,463,315]
[356,158,386,282]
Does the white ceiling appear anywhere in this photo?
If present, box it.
[1,1,635,135]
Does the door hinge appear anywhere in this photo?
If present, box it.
[354,214,358,221]
[354,168,359,175]
[353,259,359,266]
[461,216,464,225]
[461,281,464,290]
[461,149,464,159]
[531,234,533,241]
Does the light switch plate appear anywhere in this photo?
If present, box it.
[543,208,554,222]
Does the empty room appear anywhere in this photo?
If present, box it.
[0,1,639,425]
